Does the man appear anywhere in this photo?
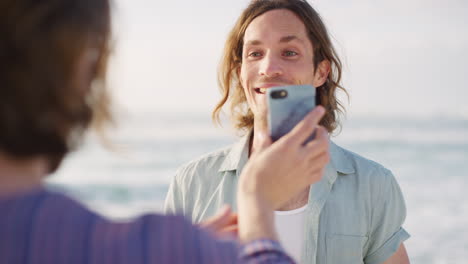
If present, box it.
[164,0,410,263]
[0,0,331,263]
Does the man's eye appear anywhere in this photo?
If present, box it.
[249,52,262,57]
[283,51,298,56]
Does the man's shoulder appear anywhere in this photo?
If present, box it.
[333,143,401,205]
[333,143,393,180]
[173,144,236,182]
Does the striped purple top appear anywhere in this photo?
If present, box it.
[0,188,294,264]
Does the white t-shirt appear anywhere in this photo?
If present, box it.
[274,205,308,263]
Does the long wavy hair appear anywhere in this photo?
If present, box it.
[213,0,347,134]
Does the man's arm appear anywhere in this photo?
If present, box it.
[163,174,184,214]
[364,168,411,264]
[382,243,410,264]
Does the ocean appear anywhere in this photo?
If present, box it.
[47,111,468,264]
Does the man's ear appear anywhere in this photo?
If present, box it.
[313,60,330,87]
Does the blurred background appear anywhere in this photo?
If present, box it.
[46,0,468,263]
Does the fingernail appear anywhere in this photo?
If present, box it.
[317,106,325,114]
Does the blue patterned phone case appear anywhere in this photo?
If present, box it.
[267,85,316,143]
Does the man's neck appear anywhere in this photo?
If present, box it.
[0,152,47,196]
[277,186,310,211]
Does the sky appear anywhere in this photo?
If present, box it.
[108,0,468,118]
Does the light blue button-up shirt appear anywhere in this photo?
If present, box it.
[164,133,410,264]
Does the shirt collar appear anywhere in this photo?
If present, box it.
[329,141,355,175]
[218,131,355,178]
[218,131,251,173]
[322,141,355,185]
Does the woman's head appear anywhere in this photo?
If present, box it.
[0,0,113,172]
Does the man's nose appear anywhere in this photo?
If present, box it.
[258,53,283,77]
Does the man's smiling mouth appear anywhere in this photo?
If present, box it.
[254,82,291,94]
[254,88,267,94]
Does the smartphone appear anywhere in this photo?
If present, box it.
[267,84,316,143]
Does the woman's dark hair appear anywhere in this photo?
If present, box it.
[0,0,113,172]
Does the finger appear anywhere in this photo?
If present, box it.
[303,169,323,186]
[302,126,329,158]
[303,150,330,182]
[281,106,325,146]
[199,205,232,230]
[217,226,239,240]
[306,151,330,173]
[229,213,238,225]
[220,225,238,234]
[224,213,238,227]
[307,125,328,145]
[306,166,328,184]
[255,95,269,134]
[257,94,269,119]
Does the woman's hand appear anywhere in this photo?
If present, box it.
[237,106,330,243]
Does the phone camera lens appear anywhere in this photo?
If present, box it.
[271,90,288,99]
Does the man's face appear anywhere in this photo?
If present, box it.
[240,9,327,117]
